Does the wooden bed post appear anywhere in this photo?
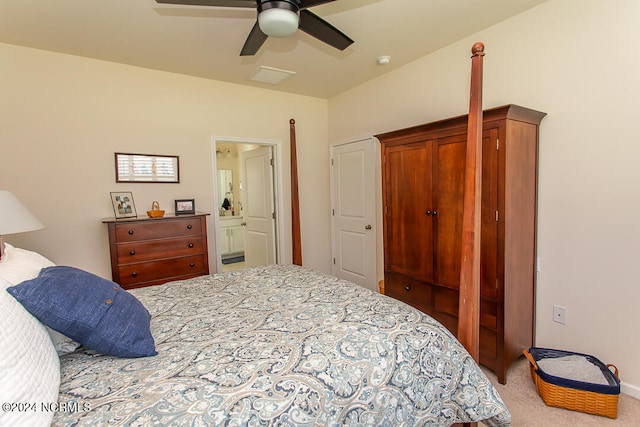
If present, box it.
[290,119,302,266]
[458,42,485,361]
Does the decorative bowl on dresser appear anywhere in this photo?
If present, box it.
[103,213,209,289]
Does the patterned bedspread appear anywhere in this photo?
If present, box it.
[54,265,510,426]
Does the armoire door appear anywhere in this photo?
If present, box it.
[429,128,499,295]
[433,133,467,290]
[384,142,433,283]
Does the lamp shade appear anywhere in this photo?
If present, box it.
[258,8,299,37]
[0,191,44,235]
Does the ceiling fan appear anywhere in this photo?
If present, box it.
[155,0,354,56]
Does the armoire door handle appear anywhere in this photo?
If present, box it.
[365,224,372,230]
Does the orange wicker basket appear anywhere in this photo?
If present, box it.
[523,348,620,419]
[147,201,165,218]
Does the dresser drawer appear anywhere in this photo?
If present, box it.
[114,218,203,242]
[117,255,207,287]
[116,237,204,263]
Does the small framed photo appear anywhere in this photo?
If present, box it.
[110,191,137,219]
[175,199,195,215]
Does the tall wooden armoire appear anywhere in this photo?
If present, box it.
[377,104,546,384]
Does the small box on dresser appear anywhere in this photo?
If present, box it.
[103,213,209,289]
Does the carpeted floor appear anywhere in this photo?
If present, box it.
[482,357,640,426]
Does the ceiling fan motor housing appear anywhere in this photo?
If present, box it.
[258,0,300,13]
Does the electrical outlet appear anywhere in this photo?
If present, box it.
[553,305,567,325]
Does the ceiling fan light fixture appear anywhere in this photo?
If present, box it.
[258,3,299,38]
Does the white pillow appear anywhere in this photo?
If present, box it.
[0,243,55,285]
[0,279,60,427]
[0,243,80,355]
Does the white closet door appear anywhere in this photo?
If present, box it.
[330,138,377,291]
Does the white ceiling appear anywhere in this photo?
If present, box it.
[0,0,548,99]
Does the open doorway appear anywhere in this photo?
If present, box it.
[211,136,284,273]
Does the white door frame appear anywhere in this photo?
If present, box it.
[210,135,284,273]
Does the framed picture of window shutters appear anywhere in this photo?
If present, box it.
[115,152,180,183]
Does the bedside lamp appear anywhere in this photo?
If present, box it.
[0,190,44,260]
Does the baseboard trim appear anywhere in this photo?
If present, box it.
[621,381,640,399]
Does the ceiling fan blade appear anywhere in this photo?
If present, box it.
[240,21,269,56]
[155,0,256,7]
[298,9,353,51]
[299,0,335,8]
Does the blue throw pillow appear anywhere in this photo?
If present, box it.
[7,266,156,358]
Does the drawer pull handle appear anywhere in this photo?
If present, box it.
[130,250,136,256]
[188,243,194,248]
[128,230,134,235]
[187,224,192,230]
[131,272,137,277]
[405,285,411,291]
[189,262,195,267]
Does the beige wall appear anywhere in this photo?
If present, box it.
[329,0,640,396]
[0,42,331,277]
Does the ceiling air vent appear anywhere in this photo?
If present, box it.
[249,66,296,85]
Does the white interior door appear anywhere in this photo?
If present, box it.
[330,138,377,291]
[241,146,276,267]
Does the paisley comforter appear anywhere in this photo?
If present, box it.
[54,265,510,426]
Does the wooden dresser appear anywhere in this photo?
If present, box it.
[103,213,209,289]
[377,105,546,384]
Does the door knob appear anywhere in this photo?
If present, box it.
[365,224,372,230]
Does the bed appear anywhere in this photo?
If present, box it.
[1,248,510,426]
[52,265,510,426]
